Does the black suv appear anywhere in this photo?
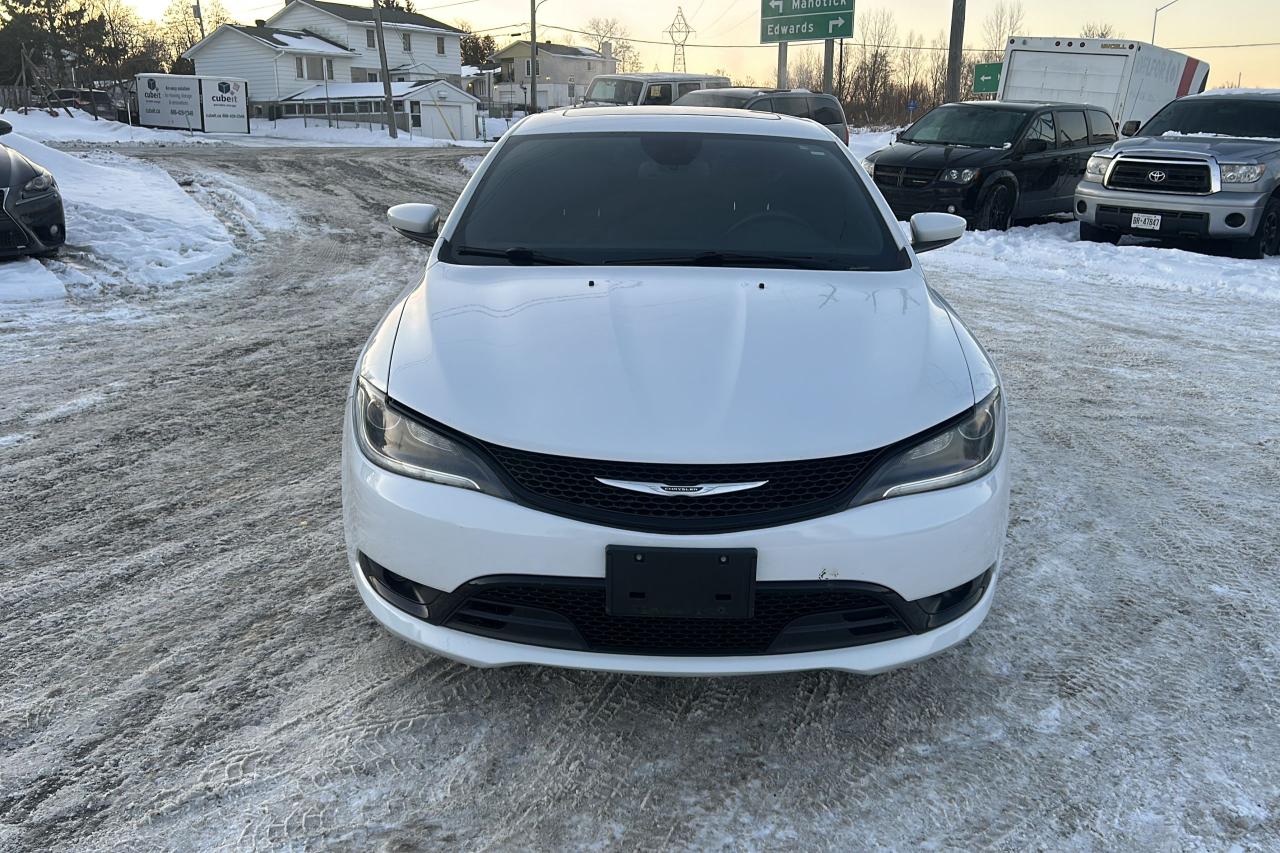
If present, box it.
[672,88,848,143]
[862,101,1118,230]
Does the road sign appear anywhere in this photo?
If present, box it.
[973,62,1002,94]
[907,99,919,115]
[761,0,854,44]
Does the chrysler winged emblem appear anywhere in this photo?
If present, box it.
[595,478,768,496]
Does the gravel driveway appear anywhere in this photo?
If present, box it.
[2,146,1277,850]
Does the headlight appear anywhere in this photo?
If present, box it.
[940,168,978,184]
[22,172,56,198]
[1083,155,1111,183]
[352,378,511,497]
[861,158,875,177]
[1221,163,1265,183]
[852,388,1004,505]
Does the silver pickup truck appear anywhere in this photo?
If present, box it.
[1074,90,1280,259]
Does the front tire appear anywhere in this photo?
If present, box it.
[1235,198,1280,260]
[1079,222,1121,245]
[975,183,1015,231]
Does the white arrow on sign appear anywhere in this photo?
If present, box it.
[769,0,782,12]
[980,75,993,81]
[828,16,845,33]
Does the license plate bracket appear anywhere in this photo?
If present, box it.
[606,546,756,619]
[1131,212,1162,230]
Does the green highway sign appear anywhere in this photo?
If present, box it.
[761,0,854,44]
[973,62,1002,94]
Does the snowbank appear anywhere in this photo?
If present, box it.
[847,129,896,160]
[1,131,235,296]
[926,221,1280,302]
[0,257,64,302]
[1,107,218,146]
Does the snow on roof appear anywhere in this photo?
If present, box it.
[1190,88,1280,98]
[283,81,436,100]
[226,25,353,55]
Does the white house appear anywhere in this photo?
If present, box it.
[184,0,464,109]
[492,40,616,111]
[182,24,356,108]
[280,80,479,140]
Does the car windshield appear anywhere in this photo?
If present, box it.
[901,106,1029,147]
[442,132,904,271]
[1142,98,1280,139]
[585,77,644,105]
[672,91,752,108]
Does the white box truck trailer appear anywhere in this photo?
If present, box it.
[997,37,1209,130]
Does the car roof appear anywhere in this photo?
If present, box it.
[954,100,1101,112]
[684,87,835,99]
[513,107,833,141]
[1183,89,1280,101]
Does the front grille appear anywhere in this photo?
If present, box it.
[0,191,26,249]
[479,442,885,533]
[1105,159,1212,194]
[445,579,911,655]
[1096,205,1210,237]
[875,165,938,188]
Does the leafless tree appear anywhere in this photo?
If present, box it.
[1081,22,1118,38]
[582,16,641,73]
[981,0,1025,60]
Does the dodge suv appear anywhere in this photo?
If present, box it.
[1075,90,1280,258]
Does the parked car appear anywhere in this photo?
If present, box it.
[862,101,1117,230]
[581,73,731,107]
[1075,90,1280,258]
[0,119,66,259]
[672,87,849,142]
[344,108,1009,676]
[46,88,115,113]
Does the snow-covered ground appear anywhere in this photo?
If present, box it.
[2,146,1278,850]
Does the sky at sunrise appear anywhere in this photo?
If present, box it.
[130,0,1279,88]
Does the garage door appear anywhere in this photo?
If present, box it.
[413,102,463,140]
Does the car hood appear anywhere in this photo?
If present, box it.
[868,141,1009,170]
[1110,135,1280,160]
[385,263,977,463]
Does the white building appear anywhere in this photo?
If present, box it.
[492,40,616,111]
[184,0,464,110]
[280,80,479,140]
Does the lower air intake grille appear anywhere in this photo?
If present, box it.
[444,579,912,655]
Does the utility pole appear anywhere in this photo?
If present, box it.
[373,3,398,138]
[777,42,788,89]
[822,39,834,94]
[529,0,538,113]
[193,1,206,39]
[944,0,966,103]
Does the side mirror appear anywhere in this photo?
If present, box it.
[1022,138,1050,154]
[0,119,11,136]
[909,212,966,253]
[388,203,440,245]
[1121,120,1141,137]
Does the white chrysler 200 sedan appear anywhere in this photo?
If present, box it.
[342,107,1009,676]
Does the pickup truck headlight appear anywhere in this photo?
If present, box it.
[22,171,56,198]
[852,388,1004,506]
[861,158,875,177]
[1221,163,1266,183]
[353,378,512,498]
[1083,155,1111,183]
[940,168,979,184]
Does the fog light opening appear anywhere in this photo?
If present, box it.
[1076,200,1088,215]
[946,205,957,214]
[1225,213,1246,228]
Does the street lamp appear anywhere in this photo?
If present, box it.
[529,0,553,113]
[1152,0,1181,45]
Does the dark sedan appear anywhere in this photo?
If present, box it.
[861,101,1117,230]
[0,118,66,258]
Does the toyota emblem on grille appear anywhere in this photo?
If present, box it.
[595,478,768,496]
[1147,170,1168,183]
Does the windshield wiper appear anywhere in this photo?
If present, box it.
[604,252,845,270]
[453,246,583,266]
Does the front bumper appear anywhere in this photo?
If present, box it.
[1075,181,1269,240]
[873,182,980,220]
[342,419,1010,675]
[0,188,66,257]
